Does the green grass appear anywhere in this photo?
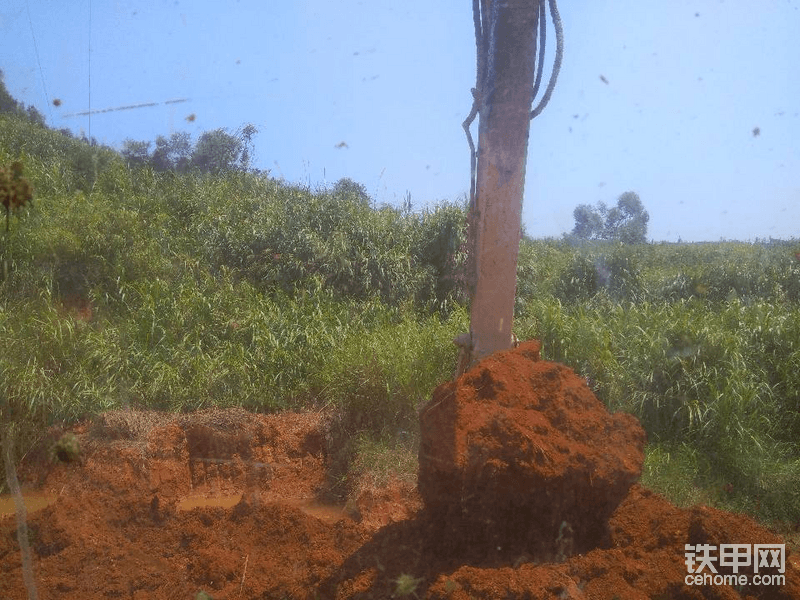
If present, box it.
[515,244,800,522]
[1,111,799,527]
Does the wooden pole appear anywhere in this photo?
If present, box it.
[469,0,540,362]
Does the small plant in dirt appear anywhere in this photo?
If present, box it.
[392,573,421,598]
[442,579,461,593]
[51,432,80,463]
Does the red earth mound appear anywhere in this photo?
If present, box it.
[418,340,646,559]
[1,343,798,599]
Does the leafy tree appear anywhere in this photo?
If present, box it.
[236,123,258,171]
[190,127,247,174]
[0,71,46,126]
[121,124,257,174]
[569,191,649,243]
[611,191,649,243]
[24,105,45,127]
[572,203,605,240]
[121,139,151,168]
[331,177,370,205]
[0,70,20,114]
[152,132,192,172]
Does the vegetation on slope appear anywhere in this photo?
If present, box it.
[1,107,798,525]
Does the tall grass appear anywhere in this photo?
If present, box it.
[515,239,800,521]
[305,306,468,498]
[0,115,468,484]
[1,111,798,523]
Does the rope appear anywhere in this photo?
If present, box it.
[463,0,564,210]
[530,0,564,120]
[24,0,53,124]
[531,0,547,105]
[462,87,480,210]
[462,0,486,210]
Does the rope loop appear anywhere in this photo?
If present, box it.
[463,0,564,208]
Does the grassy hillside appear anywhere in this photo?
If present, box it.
[1,113,799,524]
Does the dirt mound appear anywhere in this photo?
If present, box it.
[1,345,799,599]
[418,340,646,560]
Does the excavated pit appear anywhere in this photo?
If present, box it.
[418,340,646,561]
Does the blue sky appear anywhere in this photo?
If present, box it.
[1,0,798,242]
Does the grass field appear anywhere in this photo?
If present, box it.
[2,112,799,526]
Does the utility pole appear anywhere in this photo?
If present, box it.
[468,0,540,363]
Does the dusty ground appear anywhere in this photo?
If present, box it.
[2,364,799,598]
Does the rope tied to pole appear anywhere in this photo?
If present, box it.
[463,0,564,209]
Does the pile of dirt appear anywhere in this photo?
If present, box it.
[1,342,799,599]
[418,340,646,560]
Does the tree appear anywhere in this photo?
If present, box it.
[120,125,257,174]
[190,128,244,174]
[612,191,649,243]
[0,70,20,114]
[236,123,258,171]
[188,124,257,174]
[152,132,192,172]
[121,139,152,168]
[0,72,46,126]
[331,177,370,205]
[24,105,46,127]
[571,203,604,240]
[569,191,649,243]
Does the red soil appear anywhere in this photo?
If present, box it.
[1,343,798,599]
[418,341,646,560]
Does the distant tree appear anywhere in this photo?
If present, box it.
[152,132,192,172]
[0,70,20,114]
[236,123,258,171]
[121,124,257,174]
[609,191,649,243]
[569,191,649,243]
[0,72,46,126]
[24,104,46,127]
[331,177,370,205]
[571,203,605,240]
[190,128,244,174]
[121,139,151,168]
[79,133,99,147]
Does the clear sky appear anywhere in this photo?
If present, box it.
[1,0,798,242]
